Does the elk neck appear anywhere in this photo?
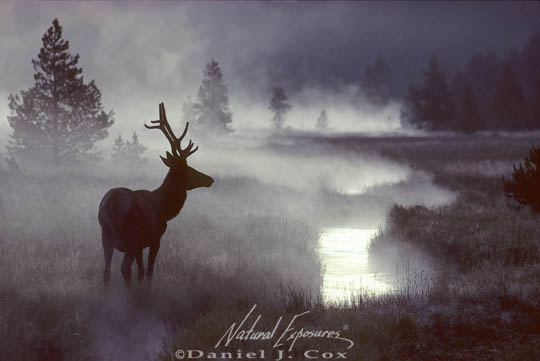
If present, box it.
[152,168,188,222]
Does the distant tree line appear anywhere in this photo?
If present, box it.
[267,35,540,132]
[400,33,540,132]
[6,18,540,169]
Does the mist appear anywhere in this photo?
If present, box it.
[1,1,539,148]
[1,3,539,360]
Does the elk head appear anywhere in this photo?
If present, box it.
[145,103,213,190]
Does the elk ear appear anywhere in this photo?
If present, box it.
[160,151,174,168]
[160,156,172,168]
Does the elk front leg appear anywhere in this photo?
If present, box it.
[136,249,145,283]
[121,251,135,287]
[147,240,161,282]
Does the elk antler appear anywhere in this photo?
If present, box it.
[144,103,198,159]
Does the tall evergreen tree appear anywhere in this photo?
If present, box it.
[451,51,502,130]
[520,33,540,127]
[269,87,292,129]
[193,60,233,134]
[400,56,453,130]
[7,18,113,162]
[112,133,125,160]
[456,87,482,133]
[421,56,454,129]
[361,54,394,105]
[491,63,527,130]
[530,74,540,129]
[400,84,424,128]
[520,33,540,94]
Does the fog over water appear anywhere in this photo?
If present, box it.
[130,130,455,303]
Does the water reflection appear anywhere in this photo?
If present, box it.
[319,228,393,303]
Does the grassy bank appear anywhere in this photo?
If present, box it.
[366,134,540,359]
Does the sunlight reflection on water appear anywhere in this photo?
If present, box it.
[319,228,393,303]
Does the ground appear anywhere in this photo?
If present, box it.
[2,133,540,361]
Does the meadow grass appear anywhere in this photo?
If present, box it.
[0,166,320,361]
[4,134,540,360]
[365,134,540,359]
[160,134,540,360]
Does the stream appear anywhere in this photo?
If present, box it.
[319,227,392,303]
[318,173,455,304]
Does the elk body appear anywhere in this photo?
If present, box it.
[98,103,213,286]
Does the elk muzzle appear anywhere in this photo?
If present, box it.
[186,166,214,190]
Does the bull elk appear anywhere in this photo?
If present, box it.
[98,103,213,286]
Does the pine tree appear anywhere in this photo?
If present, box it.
[456,87,482,133]
[361,54,394,105]
[520,32,540,95]
[125,132,146,160]
[400,56,453,130]
[491,63,527,130]
[269,87,292,129]
[400,85,424,128]
[503,145,540,213]
[530,74,540,129]
[421,56,454,130]
[450,52,502,131]
[316,110,328,130]
[193,60,233,134]
[112,134,125,160]
[112,132,146,162]
[7,18,113,162]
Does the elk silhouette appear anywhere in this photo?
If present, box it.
[98,103,213,286]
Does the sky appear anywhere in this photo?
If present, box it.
[0,1,539,149]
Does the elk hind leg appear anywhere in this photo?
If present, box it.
[147,240,161,282]
[121,251,135,287]
[136,249,145,283]
[102,231,114,287]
